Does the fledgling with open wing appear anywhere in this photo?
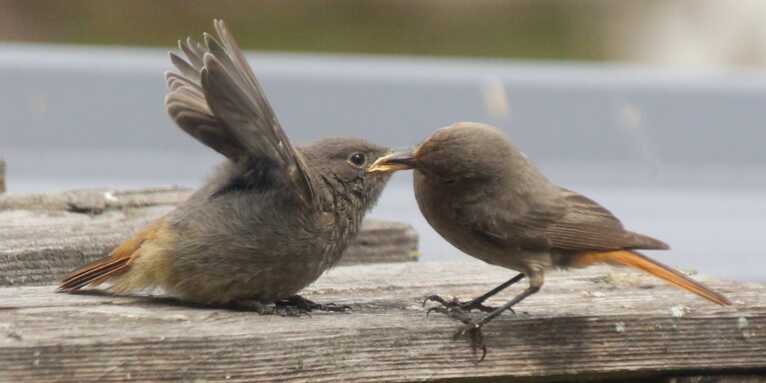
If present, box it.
[59,20,393,310]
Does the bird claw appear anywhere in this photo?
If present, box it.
[273,304,313,317]
[229,301,310,317]
[426,305,461,319]
[274,295,351,316]
[437,306,474,323]
[423,294,451,307]
[423,293,510,314]
[426,305,489,361]
[454,321,488,362]
[424,295,499,362]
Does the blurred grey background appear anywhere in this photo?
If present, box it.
[1,1,764,281]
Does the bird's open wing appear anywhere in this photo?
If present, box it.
[465,187,668,251]
[165,20,316,205]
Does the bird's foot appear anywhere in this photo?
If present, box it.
[426,305,473,322]
[429,306,488,362]
[231,296,350,316]
[423,294,511,315]
[226,301,308,317]
[277,295,351,314]
[272,303,312,317]
[455,320,488,362]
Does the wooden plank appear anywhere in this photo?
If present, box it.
[0,261,763,382]
[669,376,766,383]
[0,188,418,287]
[0,159,4,193]
[0,186,191,212]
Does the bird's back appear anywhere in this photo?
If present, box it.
[413,161,668,269]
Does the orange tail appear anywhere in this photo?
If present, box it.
[58,220,162,292]
[574,250,731,306]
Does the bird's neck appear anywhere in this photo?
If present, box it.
[316,174,367,230]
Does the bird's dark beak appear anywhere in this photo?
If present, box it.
[367,150,416,174]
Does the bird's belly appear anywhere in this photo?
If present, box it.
[414,180,525,272]
[166,222,346,305]
[172,247,334,304]
[414,173,553,274]
[424,219,551,273]
[430,219,530,271]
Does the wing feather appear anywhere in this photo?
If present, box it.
[467,186,668,252]
[164,19,316,204]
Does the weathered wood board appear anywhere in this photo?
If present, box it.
[0,159,5,193]
[0,261,763,382]
[0,187,418,287]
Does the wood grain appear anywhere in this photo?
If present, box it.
[0,187,418,287]
[0,261,763,382]
[669,376,766,383]
[0,159,5,193]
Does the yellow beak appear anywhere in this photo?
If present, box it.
[367,150,417,174]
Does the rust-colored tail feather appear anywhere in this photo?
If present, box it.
[58,220,162,293]
[58,257,131,292]
[574,250,731,306]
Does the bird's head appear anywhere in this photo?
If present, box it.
[302,138,393,210]
[367,122,519,184]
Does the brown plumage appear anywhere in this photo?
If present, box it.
[59,220,165,292]
[368,121,730,356]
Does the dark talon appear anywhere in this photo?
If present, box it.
[275,304,312,317]
[422,293,503,314]
[454,321,488,362]
[274,295,351,315]
[423,294,451,307]
[426,306,451,318]
[427,303,492,362]
[425,275,529,362]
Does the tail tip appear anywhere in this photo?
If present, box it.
[716,294,733,306]
[56,281,78,293]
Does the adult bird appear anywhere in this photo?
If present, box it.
[368,121,730,355]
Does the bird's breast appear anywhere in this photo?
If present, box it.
[413,171,535,272]
[414,173,484,253]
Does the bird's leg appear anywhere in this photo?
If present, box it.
[425,273,524,314]
[276,295,351,314]
[455,283,541,362]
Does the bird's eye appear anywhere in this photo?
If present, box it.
[348,152,366,168]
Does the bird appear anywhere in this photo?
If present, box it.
[58,20,393,312]
[368,121,731,356]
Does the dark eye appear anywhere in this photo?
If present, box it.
[348,152,366,167]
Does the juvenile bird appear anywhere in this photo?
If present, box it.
[369,122,730,354]
[59,20,392,311]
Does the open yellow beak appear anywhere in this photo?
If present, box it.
[367,150,416,174]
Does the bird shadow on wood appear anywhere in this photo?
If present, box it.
[63,289,221,310]
[62,288,341,316]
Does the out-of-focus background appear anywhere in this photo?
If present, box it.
[1,1,764,280]
[4,0,766,67]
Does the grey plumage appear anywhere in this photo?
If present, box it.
[60,20,392,305]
